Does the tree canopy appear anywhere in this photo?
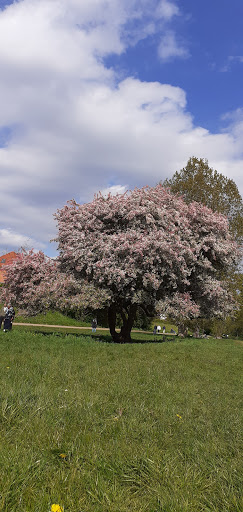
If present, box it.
[163,157,243,244]
[0,249,109,316]
[54,184,238,342]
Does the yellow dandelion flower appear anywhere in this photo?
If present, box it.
[51,504,63,512]
[176,414,182,419]
[59,453,67,459]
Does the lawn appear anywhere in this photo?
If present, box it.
[14,310,91,327]
[0,330,242,512]
[12,323,174,342]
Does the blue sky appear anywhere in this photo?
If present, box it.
[0,0,242,256]
[105,0,243,132]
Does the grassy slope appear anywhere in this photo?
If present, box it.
[15,310,90,327]
[0,331,242,512]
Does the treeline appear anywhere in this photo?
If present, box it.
[162,157,243,337]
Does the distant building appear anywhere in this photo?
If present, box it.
[0,251,18,283]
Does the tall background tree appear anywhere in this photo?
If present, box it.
[55,185,238,342]
[163,157,243,245]
[163,157,243,335]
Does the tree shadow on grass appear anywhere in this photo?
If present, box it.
[34,330,177,344]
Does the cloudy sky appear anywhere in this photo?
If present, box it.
[0,0,243,256]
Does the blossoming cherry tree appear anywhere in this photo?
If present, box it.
[55,184,238,342]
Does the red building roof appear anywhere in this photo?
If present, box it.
[0,251,18,283]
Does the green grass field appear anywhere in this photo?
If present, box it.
[0,329,242,512]
[14,310,90,327]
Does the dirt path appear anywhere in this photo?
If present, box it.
[14,322,108,330]
[14,322,152,334]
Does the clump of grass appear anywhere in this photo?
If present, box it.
[0,331,242,511]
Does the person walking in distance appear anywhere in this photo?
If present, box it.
[3,304,15,332]
[91,318,97,333]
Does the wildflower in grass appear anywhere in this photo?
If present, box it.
[113,416,119,421]
[51,504,63,512]
[59,453,67,459]
[176,414,182,419]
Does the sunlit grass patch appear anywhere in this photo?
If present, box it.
[0,330,242,511]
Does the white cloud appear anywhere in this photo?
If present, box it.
[229,56,243,64]
[155,0,179,20]
[220,55,243,72]
[0,0,242,256]
[158,30,189,61]
[100,185,128,197]
[0,228,45,252]
[221,108,243,151]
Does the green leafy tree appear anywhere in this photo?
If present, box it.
[224,272,243,337]
[163,157,243,335]
[163,156,243,244]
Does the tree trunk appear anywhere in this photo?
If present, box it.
[177,321,188,337]
[108,304,137,343]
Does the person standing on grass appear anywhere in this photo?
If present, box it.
[91,318,97,333]
[8,304,15,321]
[3,304,15,332]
